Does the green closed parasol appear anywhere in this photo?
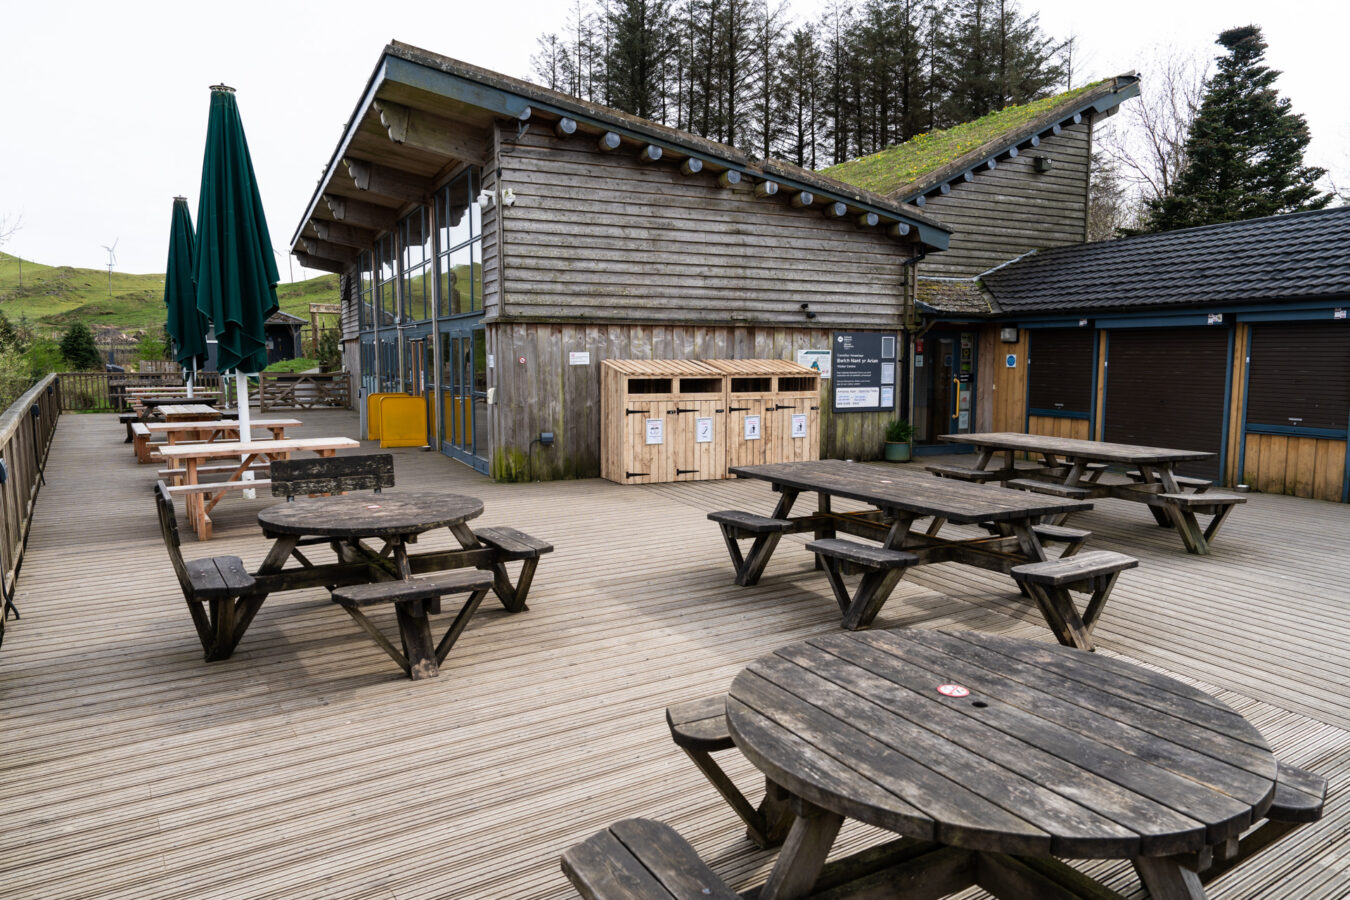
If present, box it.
[193,84,279,379]
[163,196,208,393]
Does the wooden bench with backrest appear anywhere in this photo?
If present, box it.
[666,696,793,849]
[270,453,395,500]
[1010,550,1138,651]
[153,480,258,661]
[330,569,493,680]
[804,538,920,630]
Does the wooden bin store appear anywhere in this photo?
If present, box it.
[601,359,821,485]
[705,359,821,467]
[601,360,726,485]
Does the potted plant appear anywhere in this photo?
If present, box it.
[883,418,914,462]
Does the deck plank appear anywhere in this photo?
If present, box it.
[0,414,1344,899]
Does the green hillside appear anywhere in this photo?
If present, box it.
[0,252,338,331]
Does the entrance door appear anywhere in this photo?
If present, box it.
[405,335,436,448]
[440,325,488,473]
[914,330,977,444]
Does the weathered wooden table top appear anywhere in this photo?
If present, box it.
[157,404,221,418]
[730,459,1092,523]
[144,418,301,433]
[942,432,1215,465]
[727,629,1276,860]
[157,436,359,459]
[257,491,485,539]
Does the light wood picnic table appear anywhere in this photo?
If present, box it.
[728,628,1279,900]
[939,433,1245,555]
[158,436,359,540]
[146,418,303,469]
[723,460,1092,632]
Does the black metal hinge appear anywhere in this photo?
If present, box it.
[666,407,698,414]
[626,409,647,415]
[676,468,699,475]
[626,471,649,478]
[728,406,750,412]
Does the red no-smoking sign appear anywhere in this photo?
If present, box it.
[937,684,970,698]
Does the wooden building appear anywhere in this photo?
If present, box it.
[291,42,949,479]
[978,207,1350,503]
[822,76,1141,449]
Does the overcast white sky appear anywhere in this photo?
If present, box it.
[2,0,1345,277]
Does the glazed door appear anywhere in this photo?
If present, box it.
[439,325,488,473]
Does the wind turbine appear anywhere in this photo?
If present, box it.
[101,239,119,298]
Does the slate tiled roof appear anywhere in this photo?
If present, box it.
[981,207,1350,313]
[916,279,994,316]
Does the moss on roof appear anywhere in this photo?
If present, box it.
[820,81,1107,197]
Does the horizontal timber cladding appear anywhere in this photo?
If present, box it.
[480,157,501,318]
[1027,327,1095,415]
[1103,326,1230,481]
[486,322,896,481]
[1246,321,1349,431]
[494,130,910,329]
[916,121,1091,279]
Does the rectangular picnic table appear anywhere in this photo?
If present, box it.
[723,459,1094,635]
[158,436,359,541]
[939,432,1245,555]
[139,418,302,466]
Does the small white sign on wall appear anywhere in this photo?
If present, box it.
[487,354,495,369]
[645,418,664,445]
[744,415,762,440]
[569,351,591,366]
[695,417,714,443]
[791,414,808,438]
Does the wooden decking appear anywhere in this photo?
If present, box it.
[0,410,1345,899]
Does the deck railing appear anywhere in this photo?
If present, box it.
[0,374,61,643]
[57,371,225,412]
[257,372,352,411]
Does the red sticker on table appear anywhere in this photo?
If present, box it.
[518,356,527,364]
[937,684,970,698]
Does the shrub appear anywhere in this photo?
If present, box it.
[59,322,102,370]
[884,419,914,443]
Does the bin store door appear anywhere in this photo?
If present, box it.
[770,394,820,463]
[726,397,770,468]
[670,399,725,481]
[622,401,667,484]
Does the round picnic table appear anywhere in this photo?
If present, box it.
[727,629,1277,899]
[257,491,484,540]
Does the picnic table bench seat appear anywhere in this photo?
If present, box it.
[666,696,792,848]
[1011,550,1138,651]
[166,479,274,497]
[709,510,797,588]
[1004,478,1094,499]
[1195,760,1326,886]
[331,569,494,680]
[1126,470,1212,491]
[158,461,269,481]
[805,538,920,631]
[707,509,795,535]
[471,526,553,612]
[978,522,1090,558]
[562,818,739,900]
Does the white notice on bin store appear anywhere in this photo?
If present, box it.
[645,418,664,444]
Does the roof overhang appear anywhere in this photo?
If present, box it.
[292,43,951,263]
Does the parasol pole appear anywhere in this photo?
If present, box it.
[186,358,196,399]
[236,370,255,498]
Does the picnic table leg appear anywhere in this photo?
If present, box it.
[739,488,800,586]
[1137,466,1177,528]
[758,799,844,900]
[1011,522,1099,651]
[1132,856,1207,899]
[813,494,834,570]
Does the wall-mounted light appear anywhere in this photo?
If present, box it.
[1034,156,1054,173]
[1000,326,1019,343]
[476,189,494,210]
[800,302,816,320]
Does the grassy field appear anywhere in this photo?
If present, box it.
[0,251,338,331]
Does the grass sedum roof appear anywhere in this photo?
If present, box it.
[820,81,1107,197]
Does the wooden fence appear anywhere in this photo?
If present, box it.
[0,374,61,646]
[257,372,352,411]
[57,372,225,412]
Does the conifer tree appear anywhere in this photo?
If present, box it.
[605,0,672,119]
[1143,25,1330,232]
[60,322,103,371]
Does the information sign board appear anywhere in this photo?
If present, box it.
[832,332,898,413]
